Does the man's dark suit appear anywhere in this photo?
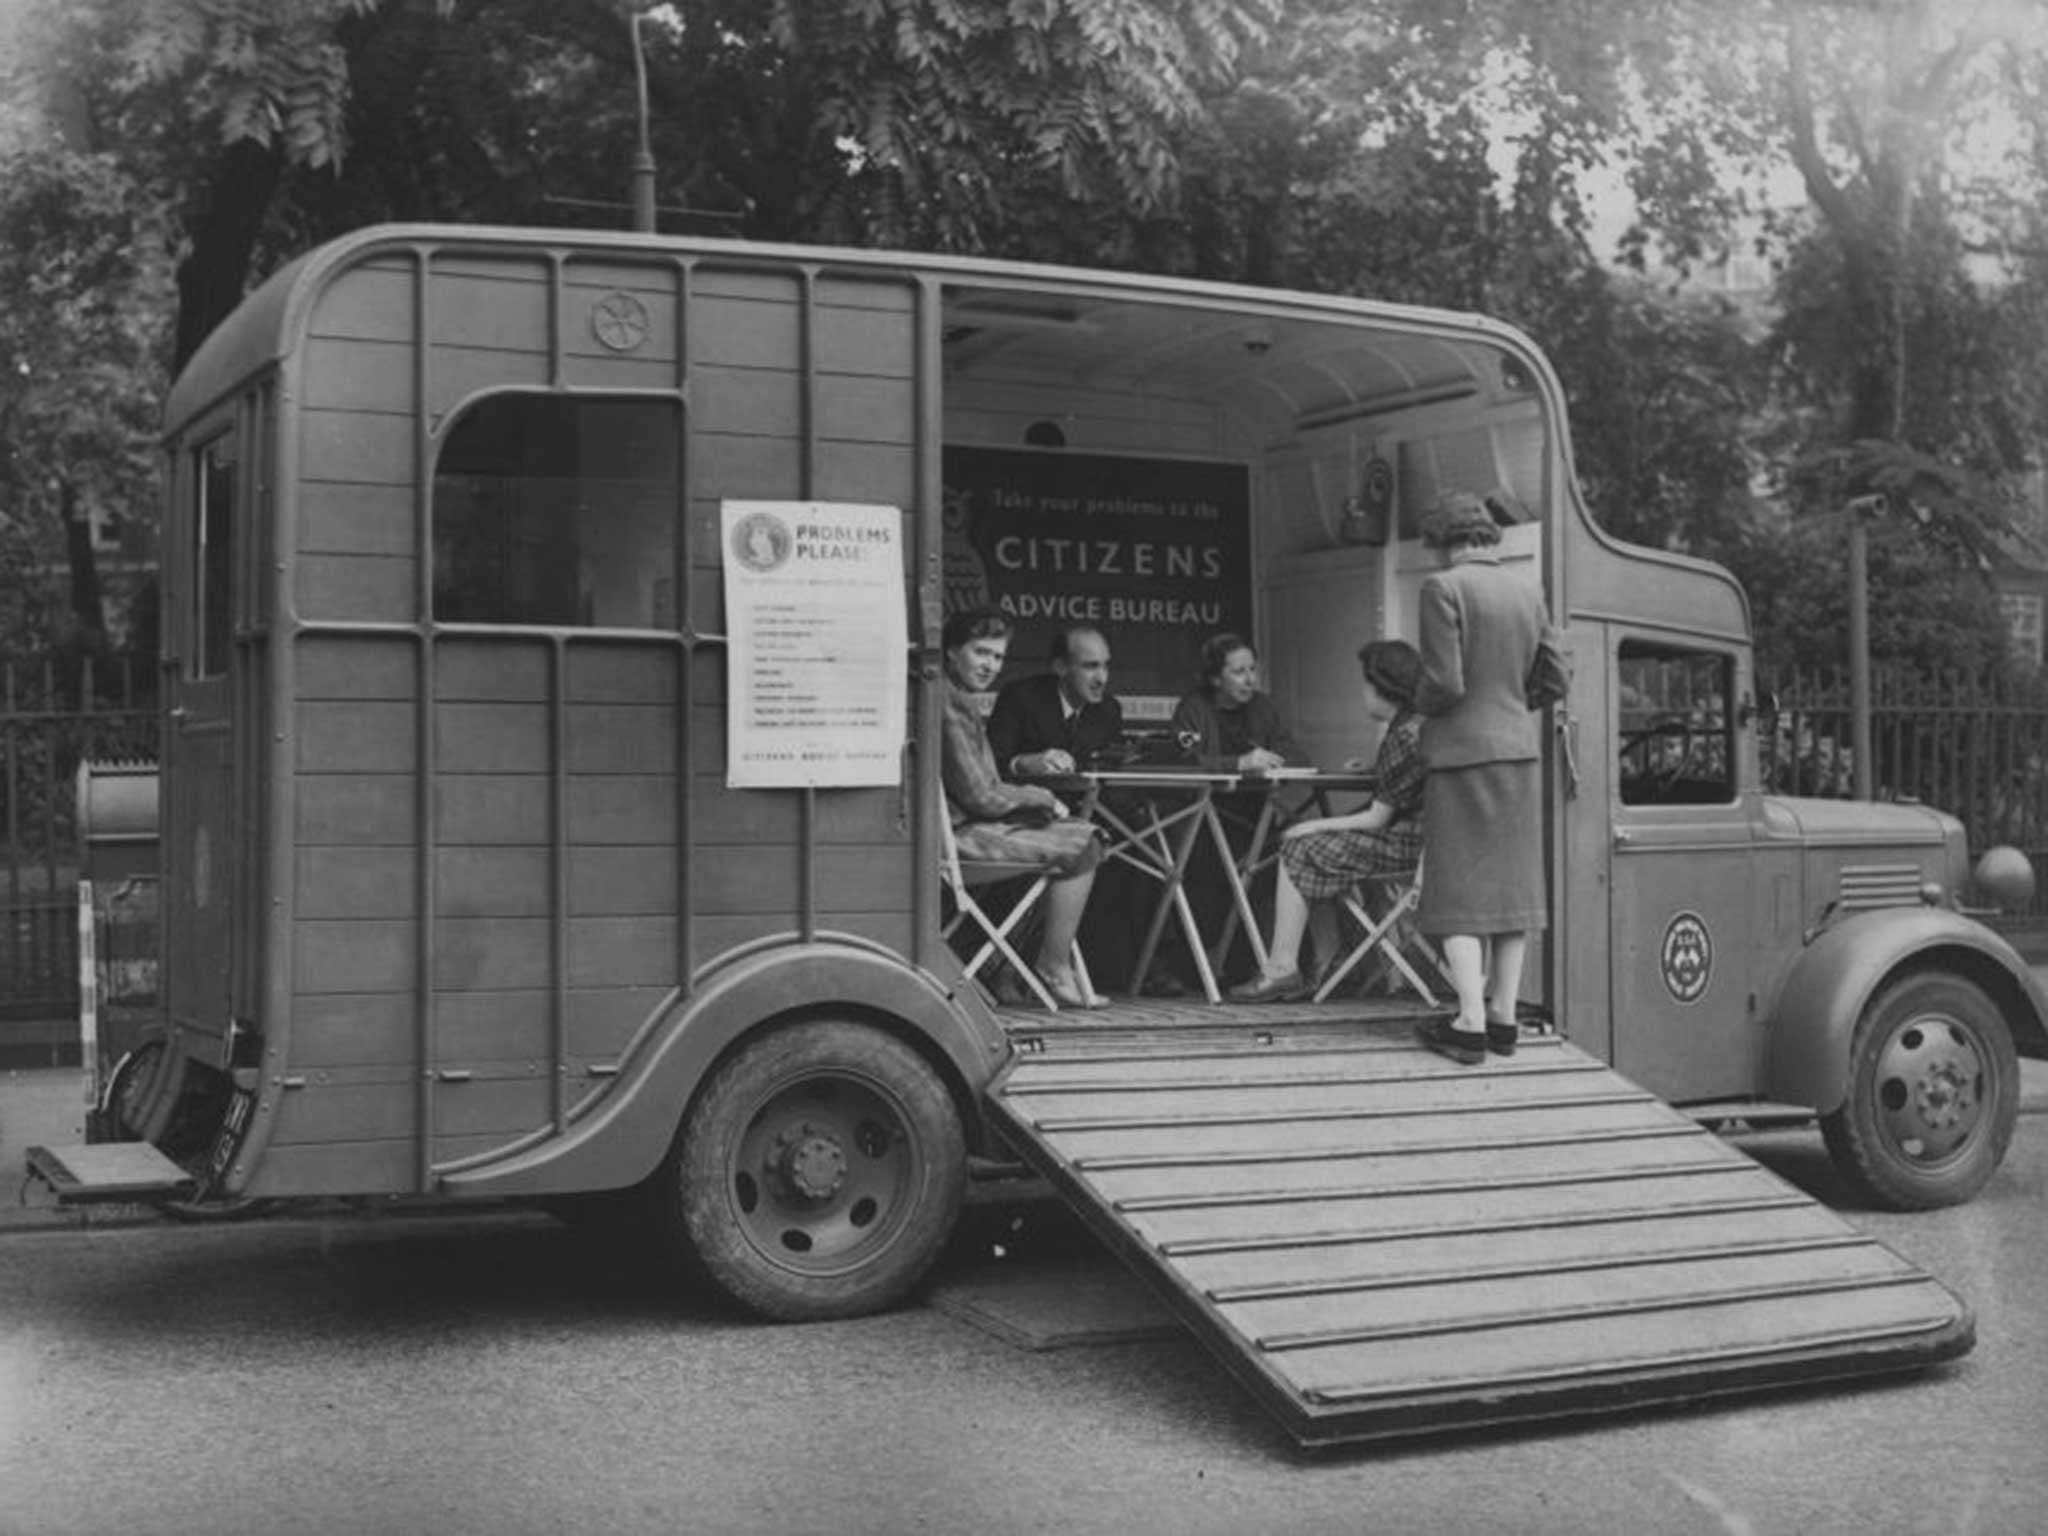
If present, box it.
[983,672,1189,995]
[986,672,1124,775]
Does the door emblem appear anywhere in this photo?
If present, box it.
[1661,912,1711,1003]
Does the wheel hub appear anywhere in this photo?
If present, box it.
[1878,1022,1985,1160]
[772,1123,848,1201]
[1913,1062,1974,1131]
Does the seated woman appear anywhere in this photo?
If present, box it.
[940,608,1105,1009]
[1170,632,1310,772]
[1229,640,1426,1002]
[1169,633,1310,983]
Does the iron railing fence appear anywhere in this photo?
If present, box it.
[0,654,157,1053]
[1759,663,2048,921]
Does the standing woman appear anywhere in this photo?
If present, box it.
[1410,492,1570,1064]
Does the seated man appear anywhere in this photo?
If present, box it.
[987,625,1123,783]
[988,625,1186,997]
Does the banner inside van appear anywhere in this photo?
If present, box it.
[940,446,1253,717]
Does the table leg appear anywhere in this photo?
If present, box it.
[1203,799,1271,980]
[1129,796,1222,1002]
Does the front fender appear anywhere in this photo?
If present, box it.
[440,936,1008,1199]
[1766,906,2048,1114]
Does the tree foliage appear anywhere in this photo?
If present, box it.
[5,0,2048,685]
[0,142,174,654]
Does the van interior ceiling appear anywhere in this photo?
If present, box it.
[937,283,1548,768]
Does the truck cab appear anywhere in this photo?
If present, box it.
[1559,552,2040,1208]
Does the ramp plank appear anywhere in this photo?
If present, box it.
[985,1014,1973,1447]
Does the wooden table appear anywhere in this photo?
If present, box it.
[1063,767,1377,1001]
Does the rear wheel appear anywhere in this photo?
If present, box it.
[656,1020,966,1320]
[1821,973,2018,1209]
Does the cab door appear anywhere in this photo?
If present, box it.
[162,423,242,1050]
[1607,636,1756,1102]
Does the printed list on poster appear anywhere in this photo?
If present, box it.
[720,500,908,788]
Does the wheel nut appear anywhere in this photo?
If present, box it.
[779,1132,847,1201]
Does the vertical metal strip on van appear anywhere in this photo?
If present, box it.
[911,276,944,969]
[796,266,820,943]
[412,244,438,1190]
[674,256,696,992]
[549,632,569,1129]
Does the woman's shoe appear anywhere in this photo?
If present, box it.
[1035,968,1106,1009]
[1414,1017,1486,1065]
[1485,1017,1519,1056]
[1228,970,1308,1003]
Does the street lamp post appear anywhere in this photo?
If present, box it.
[1847,493,1886,801]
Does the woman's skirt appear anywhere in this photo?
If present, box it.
[1280,821,1423,902]
[1415,759,1545,936]
[952,815,1101,877]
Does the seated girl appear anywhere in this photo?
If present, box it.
[1229,639,1426,1002]
[940,608,1104,1009]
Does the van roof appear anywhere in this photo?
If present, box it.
[162,222,1548,434]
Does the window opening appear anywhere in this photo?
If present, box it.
[1617,640,1735,806]
[193,438,236,678]
[432,396,679,627]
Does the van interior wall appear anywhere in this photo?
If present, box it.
[942,376,1547,769]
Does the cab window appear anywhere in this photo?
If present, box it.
[1617,640,1735,806]
[432,396,679,627]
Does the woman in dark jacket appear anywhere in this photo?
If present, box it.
[1410,492,1569,1064]
[1168,633,1308,984]
[1170,633,1309,773]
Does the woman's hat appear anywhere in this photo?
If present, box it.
[1420,490,1502,549]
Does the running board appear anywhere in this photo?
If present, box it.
[984,1014,1973,1448]
[25,1142,196,1204]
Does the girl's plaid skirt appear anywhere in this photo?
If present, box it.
[1279,821,1422,901]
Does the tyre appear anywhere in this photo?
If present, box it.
[655,1020,966,1321]
[100,1042,277,1223]
[1820,972,2018,1210]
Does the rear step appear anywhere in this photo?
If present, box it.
[984,1005,1973,1448]
[25,1142,195,1204]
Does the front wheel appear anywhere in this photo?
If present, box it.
[656,1021,966,1321]
[1821,973,2018,1210]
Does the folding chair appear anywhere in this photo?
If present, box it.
[938,815,1094,1012]
[1312,855,1443,1006]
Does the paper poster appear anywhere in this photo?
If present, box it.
[721,501,908,788]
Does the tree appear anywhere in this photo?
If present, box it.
[0,143,173,656]
[10,0,1279,372]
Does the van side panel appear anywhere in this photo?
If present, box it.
[682,268,921,961]
[258,247,930,1196]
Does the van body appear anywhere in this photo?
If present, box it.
[84,225,2044,1342]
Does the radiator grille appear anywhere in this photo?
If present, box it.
[1838,863,1926,910]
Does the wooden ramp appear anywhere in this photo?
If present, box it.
[984,1004,1973,1448]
